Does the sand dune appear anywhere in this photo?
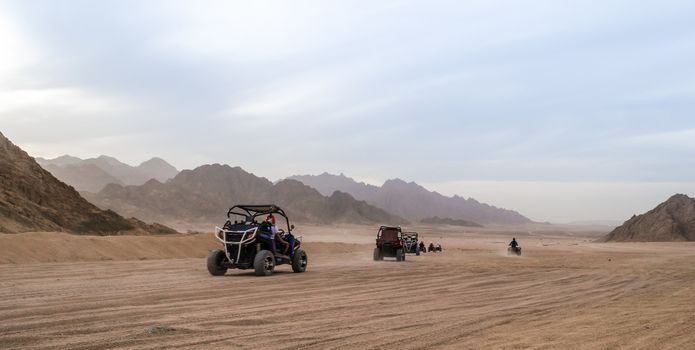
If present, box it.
[1,226,695,349]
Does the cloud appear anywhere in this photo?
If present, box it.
[0,87,128,115]
[620,128,695,150]
[0,4,39,80]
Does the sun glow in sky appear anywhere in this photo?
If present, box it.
[2,0,694,222]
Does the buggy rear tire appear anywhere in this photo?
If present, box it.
[292,249,308,273]
[254,250,275,276]
[416,246,420,256]
[373,248,381,261]
[396,249,404,262]
[207,249,228,276]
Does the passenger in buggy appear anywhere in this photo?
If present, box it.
[267,214,278,233]
[258,220,278,255]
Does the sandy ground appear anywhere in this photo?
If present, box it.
[2,225,695,349]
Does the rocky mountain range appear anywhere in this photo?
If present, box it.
[0,132,176,235]
[287,173,531,225]
[602,194,695,242]
[37,155,178,192]
[420,216,483,227]
[84,164,407,226]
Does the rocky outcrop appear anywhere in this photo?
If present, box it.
[0,131,176,235]
[602,194,695,242]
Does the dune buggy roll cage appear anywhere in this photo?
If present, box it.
[226,204,292,232]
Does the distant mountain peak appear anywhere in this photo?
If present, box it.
[140,157,168,165]
[37,154,179,192]
[95,155,122,165]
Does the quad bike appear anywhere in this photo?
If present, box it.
[207,204,308,276]
[507,246,522,256]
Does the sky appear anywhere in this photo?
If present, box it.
[1,0,694,222]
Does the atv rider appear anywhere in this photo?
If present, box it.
[509,237,519,249]
[428,242,435,252]
[419,241,426,253]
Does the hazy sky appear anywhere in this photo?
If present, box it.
[1,1,694,222]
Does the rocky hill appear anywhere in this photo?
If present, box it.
[0,131,176,235]
[602,194,695,242]
[420,216,483,227]
[85,164,407,226]
[288,173,531,225]
[37,155,178,192]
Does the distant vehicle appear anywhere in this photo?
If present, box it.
[374,226,406,261]
[507,246,522,256]
[207,204,308,276]
[427,242,442,253]
[508,237,521,256]
[403,231,421,255]
[419,241,427,253]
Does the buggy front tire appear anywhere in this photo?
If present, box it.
[416,246,420,256]
[292,249,308,273]
[207,249,228,276]
[254,250,275,276]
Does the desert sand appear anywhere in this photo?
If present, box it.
[2,224,694,349]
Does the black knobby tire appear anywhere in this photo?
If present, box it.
[292,249,308,273]
[373,247,381,261]
[207,249,228,276]
[396,249,404,262]
[416,246,420,256]
[254,250,275,276]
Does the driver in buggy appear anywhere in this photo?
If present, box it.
[258,216,289,255]
[265,214,290,255]
[281,226,298,256]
